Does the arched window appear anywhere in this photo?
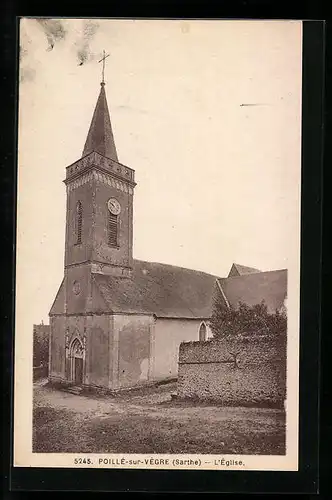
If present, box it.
[70,337,84,359]
[199,322,207,341]
[75,201,82,245]
[108,212,119,247]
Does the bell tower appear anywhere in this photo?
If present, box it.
[49,57,138,385]
[64,81,136,279]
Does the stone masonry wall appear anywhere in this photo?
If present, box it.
[177,337,286,407]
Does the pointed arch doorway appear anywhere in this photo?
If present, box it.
[69,337,84,385]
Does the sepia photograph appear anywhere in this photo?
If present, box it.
[14,18,302,471]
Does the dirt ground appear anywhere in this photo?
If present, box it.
[33,379,286,455]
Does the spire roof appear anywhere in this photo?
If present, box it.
[82,83,118,161]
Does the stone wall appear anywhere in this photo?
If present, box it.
[177,336,286,407]
[49,314,111,389]
[86,315,111,388]
[114,314,154,389]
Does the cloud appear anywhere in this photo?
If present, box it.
[76,20,100,65]
[36,18,67,51]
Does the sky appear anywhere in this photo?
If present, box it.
[17,19,302,324]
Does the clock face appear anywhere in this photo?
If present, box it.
[107,198,121,215]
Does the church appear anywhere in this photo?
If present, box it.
[48,76,287,392]
[48,77,218,391]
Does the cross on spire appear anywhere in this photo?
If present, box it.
[98,50,110,85]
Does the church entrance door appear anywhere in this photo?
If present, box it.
[74,357,83,385]
[69,337,84,386]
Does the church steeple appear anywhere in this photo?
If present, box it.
[82,82,118,161]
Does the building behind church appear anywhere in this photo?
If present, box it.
[48,77,287,393]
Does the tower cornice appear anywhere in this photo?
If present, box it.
[64,151,136,187]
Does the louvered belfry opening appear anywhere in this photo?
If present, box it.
[108,212,118,247]
[76,201,82,245]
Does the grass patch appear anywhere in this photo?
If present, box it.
[33,404,285,455]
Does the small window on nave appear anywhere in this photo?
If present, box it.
[75,201,82,245]
[199,321,213,341]
[199,322,207,341]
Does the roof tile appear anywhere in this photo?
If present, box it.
[94,259,219,318]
